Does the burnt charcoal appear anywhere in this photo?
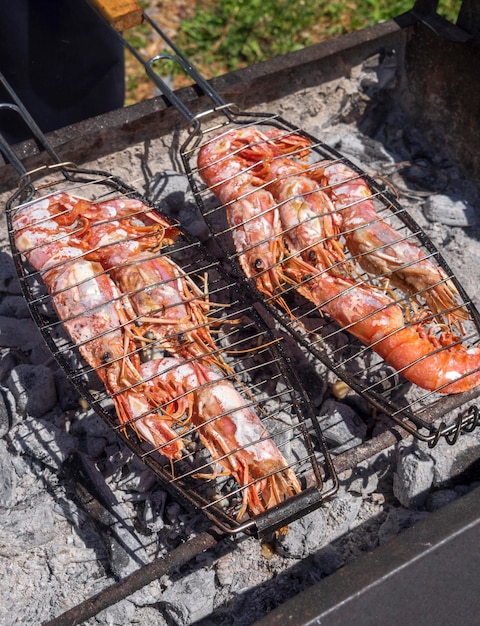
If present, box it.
[425,488,459,512]
[147,169,189,210]
[319,398,367,453]
[276,506,327,559]
[0,496,58,557]
[11,417,77,469]
[0,37,479,626]
[0,252,22,295]
[345,459,381,496]
[0,294,31,318]
[0,385,13,436]
[428,432,480,486]
[95,600,138,626]
[377,507,429,544]
[0,438,17,507]
[6,363,57,418]
[312,544,344,577]
[324,490,363,539]
[423,193,478,227]
[393,441,435,509]
[160,568,217,625]
[0,315,42,351]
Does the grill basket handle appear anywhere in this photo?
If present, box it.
[86,1,229,127]
[0,71,65,180]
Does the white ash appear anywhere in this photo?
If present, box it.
[7,363,57,417]
[0,48,479,626]
[344,458,381,497]
[423,194,478,227]
[393,440,435,509]
[393,432,480,510]
[318,398,368,454]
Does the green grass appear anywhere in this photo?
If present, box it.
[125,0,462,101]
[170,0,462,78]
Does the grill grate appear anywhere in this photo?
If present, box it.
[5,160,337,536]
[180,111,480,445]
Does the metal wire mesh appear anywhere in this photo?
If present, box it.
[180,109,480,445]
[5,164,337,535]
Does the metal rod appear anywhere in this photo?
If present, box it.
[0,71,64,165]
[41,530,220,626]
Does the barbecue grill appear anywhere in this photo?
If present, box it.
[0,1,479,624]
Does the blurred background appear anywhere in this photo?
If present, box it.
[126,0,460,104]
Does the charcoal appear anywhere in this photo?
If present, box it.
[345,459,381,496]
[0,315,42,351]
[12,417,77,468]
[95,600,137,626]
[427,433,480,486]
[160,568,217,625]
[0,438,17,507]
[312,544,344,577]
[276,507,327,559]
[423,194,478,227]
[425,489,459,512]
[377,507,429,544]
[319,398,367,453]
[0,252,22,294]
[0,294,31,318]
[393,441,435,509]
[0,385,15,435]
[323,490,363,541]
[7,363,57,417]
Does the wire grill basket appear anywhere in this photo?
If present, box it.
[104,12,480,446]
[3,136,337,536]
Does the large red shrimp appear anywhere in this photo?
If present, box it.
[141,356,302,518]
[319,160,466,322]
[290,267,480,394]
[197,129,480,394]
[12,192,185,459]
[265,159,348,276]
[74,196,231,371]
[200,128,465,322]
[197,128,293,298]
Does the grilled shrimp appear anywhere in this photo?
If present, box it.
[291,267,480,394]
[200,128,465,322]
[12,193,185,459]
[198,129,480,394]
[198,128,293,297]
[75,197,231,371]
[319,161,467,322]
[266,160,348,276]
[141,356,302,518]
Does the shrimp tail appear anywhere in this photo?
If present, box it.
[194,364,301,519]
[301,272,480,394]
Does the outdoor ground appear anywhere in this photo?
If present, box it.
[124,0,198,104]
